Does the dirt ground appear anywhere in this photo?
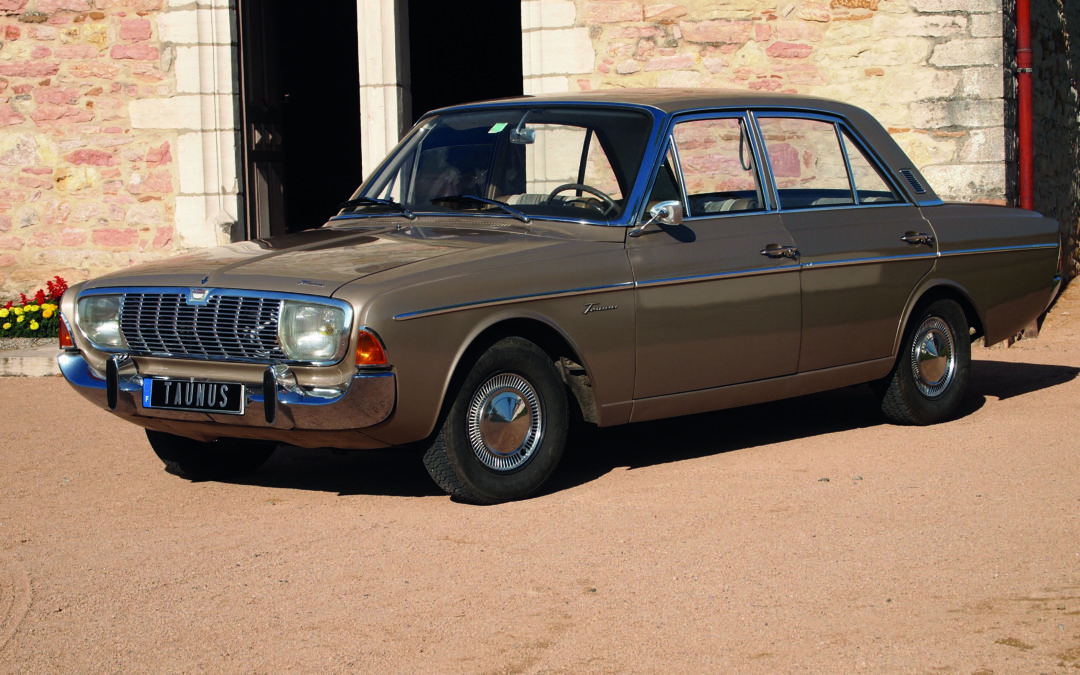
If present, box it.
[2,287,1079,674]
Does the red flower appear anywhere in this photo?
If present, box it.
[46,276,68,302]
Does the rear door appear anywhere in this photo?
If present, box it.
[755,114,937,372]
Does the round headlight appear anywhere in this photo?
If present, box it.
[279,301,348,362]
[77,294,127,349]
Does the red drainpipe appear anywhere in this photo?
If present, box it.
[1017,0,1034,210]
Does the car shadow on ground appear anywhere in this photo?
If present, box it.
[218,359,1078,500]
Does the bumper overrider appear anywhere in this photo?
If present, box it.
[58,350,397,446]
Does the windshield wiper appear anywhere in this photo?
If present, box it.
[337,196,415,220]
[429,194,530,223]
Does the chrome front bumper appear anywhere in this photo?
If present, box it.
[58,350,396,431]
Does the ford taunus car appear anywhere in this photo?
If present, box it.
[58,89,1061,503]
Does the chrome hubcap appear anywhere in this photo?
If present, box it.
[910,316,955,398]
[467,373,542,472]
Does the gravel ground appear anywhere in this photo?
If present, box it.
[1,286,1078,673]
[0,337,54,351]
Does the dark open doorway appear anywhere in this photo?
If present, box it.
[407,0,523,123]
[237,2,364,238]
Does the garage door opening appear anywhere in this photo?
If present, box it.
[406,0,523,123]
[238,2,364,237]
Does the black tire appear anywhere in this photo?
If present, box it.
[423,337,569,504]
[879,299,971,426]
[146,429,276,481]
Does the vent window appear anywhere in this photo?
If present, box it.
[899,169,927,195]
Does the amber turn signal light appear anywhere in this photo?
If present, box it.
[58,317,74,349]
[355,330,388,366]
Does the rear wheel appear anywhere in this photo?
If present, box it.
[423,337,569,504]
[879,299,971,425]
[146,430,276,480]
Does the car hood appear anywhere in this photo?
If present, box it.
[81,220,616,297]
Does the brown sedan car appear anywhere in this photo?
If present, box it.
[59,90,1061,503]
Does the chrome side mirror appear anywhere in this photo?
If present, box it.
[629,200,684,237]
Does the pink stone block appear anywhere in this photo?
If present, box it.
[66,149,115,166]
[119,18,152,41]
[0,62,60,78]
[37,0,91,11]
[92,228,138,248]
[766,42,813,59]
[680,20,753,45]
[109,44,159,61]
[585,1,643,24]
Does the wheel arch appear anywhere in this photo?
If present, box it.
[895,281,984,355]
[441,317,600,431]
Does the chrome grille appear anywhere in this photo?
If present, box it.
[119,292,286,361]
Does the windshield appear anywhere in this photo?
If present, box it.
[339,106,653,223]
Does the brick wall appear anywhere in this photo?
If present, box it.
[0,0,180,299]
[575,0,1010,206]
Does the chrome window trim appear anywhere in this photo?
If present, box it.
[74,286,354,366]
[834,124,860,204]
[644,110,776,224]
[352,101,668,230]
[752,110,911,211]
[393,281,634,321]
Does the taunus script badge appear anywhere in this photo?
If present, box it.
[583,302,618,315]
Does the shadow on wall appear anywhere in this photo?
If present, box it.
[1032,1,1080,284]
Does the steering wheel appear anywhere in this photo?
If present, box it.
[547,183,618,217]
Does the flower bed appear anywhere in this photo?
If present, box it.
[1,276,67,339]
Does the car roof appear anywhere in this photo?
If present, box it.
[433,88,865,117]
[426,88,942,206]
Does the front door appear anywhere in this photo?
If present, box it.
[629,115,802,399]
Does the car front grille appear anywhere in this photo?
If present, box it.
[119,292,286,361]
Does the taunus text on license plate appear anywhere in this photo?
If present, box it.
[143,379,245,414]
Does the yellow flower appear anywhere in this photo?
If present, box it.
[0,308,7,318]
[1,322,9,330]
[29,320,39,330]
[28,304,39,312]
[11,307,21,316]
[42,308,54,319]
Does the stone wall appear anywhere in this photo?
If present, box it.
[575,0,1009,206]
[0,0,237,300]
[1030,0,1079,281]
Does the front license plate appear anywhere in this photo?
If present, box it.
[142,378,245,415]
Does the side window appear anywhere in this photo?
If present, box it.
[758,116,853,209]
[666,117,763,217]
[841,129,902,204]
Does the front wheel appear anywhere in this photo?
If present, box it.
[146,430,276,480]
[879,299,971,426]
[423,337,569,504]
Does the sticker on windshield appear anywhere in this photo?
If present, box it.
[488,123,508,134]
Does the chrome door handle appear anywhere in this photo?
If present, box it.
[760,243,799,259]
[901,231,935,246]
